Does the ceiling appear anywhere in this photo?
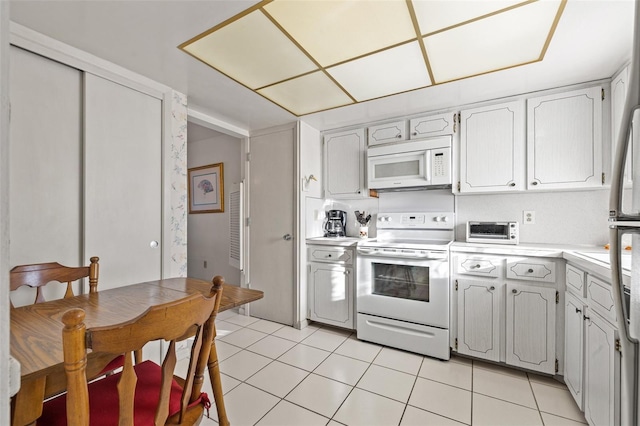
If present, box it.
[8,0,636,134]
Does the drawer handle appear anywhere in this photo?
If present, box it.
[475,264,482,269]
[327,254,332,258]
[527,268,534,273]
[576,307,582,314]
[512,289,518,294]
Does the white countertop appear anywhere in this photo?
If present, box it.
[306,237,361,247]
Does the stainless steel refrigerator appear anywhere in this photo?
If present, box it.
[609,1,640,425]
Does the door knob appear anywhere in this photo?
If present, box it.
[150,241,159,248]
[283,234,292,241]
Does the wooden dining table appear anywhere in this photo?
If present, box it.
[10,277,264,426]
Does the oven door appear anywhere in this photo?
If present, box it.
[356,250,449,328]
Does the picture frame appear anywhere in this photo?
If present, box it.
[188,163,224,213]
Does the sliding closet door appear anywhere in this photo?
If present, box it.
[84,74,162,290]
[9,46,83,304]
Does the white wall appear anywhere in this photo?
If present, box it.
[187,133,242,285]
[455,189,611,246]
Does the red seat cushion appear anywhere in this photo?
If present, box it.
[40,360,210,425]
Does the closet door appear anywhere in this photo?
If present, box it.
[84,74,162,290]
[9,46,83,302]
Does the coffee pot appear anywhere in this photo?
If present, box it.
[323,210,347,237]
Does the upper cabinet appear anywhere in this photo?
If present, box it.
[367,120,406,146]
[459,101,525,193]
[457,85,604,194]
[324,128,367,199]
[409,112,458,139]
[527,86,603,190]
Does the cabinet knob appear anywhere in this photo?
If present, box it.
[576,307,582,314]
[283,234,292,241]
[412,132,418,136]
[397,134,402,138]
[327,254,332,257]
[531,181,539,186]
[489,286,495,291]
[475,264,481,269]
[527,268,534,273]
[509,182,516,187]
[512,289,518,294]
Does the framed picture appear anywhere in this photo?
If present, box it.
[188,163,224,213]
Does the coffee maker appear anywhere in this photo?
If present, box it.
[324,210,347,237]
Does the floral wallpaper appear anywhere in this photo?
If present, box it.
[168,90,188,277]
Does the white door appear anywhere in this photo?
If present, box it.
[9,46,83,303]
[84,74,162,290]
[248,127,295,325]
[459,101,525,193]
[505,283,556,374]
[456,279,501,362]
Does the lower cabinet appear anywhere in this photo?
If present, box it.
[454,253,559,375]
[564,264,621,426]
[307,244,355,329]
[505,283,556,374]
[457,279,501,362]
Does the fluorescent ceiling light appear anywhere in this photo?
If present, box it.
[179,0,566,116]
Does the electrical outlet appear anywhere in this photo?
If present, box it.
[523,210,536,225]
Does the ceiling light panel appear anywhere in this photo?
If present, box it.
[412,0,528,34]
[181,10,317,89]
[424,0,562,83]
[264,0,416,67]
[257,71,354,116]
[328,41,432,101]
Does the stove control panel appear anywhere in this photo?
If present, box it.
[377,212,454,230]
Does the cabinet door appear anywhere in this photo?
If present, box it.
[308,263,354,329]
[527,86,603,190]
[368,120,405,146]
[564,292,585,410]
[611,67,632,186]
[459,101,525,193]
[505,283,556,374]
[324,128,366,198]
[409,112,457,139]
[584,310,619,426]
[456,279,501,362]
[84,74,162,290]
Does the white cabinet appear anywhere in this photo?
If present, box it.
[564,263,621,426]
[367,120,405,146]
[409,112,457,139]
[459,101,525,193]
[584,310,620,426]
[307,245,355,329]
[611,66,632,186]
[527,86,603,190]
[324,128,367,199]
[456,279,502,362]
[505,282,556,374]
[454,252,560,375]
[565,292,586,410]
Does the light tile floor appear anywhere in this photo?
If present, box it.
[180,311,588,426]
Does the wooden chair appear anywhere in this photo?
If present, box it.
[9,256,100,308]
[39,276,224,426]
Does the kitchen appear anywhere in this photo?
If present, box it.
[1,1,639,425]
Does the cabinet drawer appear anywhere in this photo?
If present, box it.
[308,246,353,264]
[368,120,406,146]
[506,259,556,283]
[566,264,586,298]
[457,256,502,278]
[586,275,616,322]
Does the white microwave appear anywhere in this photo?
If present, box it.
[367,136,451,190]
[467,221,519,245]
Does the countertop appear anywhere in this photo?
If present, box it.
[306,237,361,247]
